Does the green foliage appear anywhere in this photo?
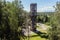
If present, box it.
[0,0,25,40]
[37,14,50,23]
[48,2,60,40]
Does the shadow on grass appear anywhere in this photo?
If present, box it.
[20,29,49,40]
[32,29,49,39]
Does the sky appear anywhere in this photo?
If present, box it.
[6,0,60,12]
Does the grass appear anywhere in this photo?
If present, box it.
[26,37,47,40]
[20,23,50,40]
[25,35,47,40]
[20,31,48,40]
[21,31,48,40]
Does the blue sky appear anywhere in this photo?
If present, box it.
[6,0,60,12]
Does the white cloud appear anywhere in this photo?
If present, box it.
[38,6,55,12]
[6,0,13,2]
[24,6,55,12]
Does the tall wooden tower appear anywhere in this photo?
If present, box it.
[30,3,37,30]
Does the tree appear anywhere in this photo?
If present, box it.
[48,1,60,40]
[0,0,24,40]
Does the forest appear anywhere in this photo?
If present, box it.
[0,0,60,40]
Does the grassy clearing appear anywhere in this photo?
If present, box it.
[21,31,48,40]
[20,23,49,40]
[25,36,47,40]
